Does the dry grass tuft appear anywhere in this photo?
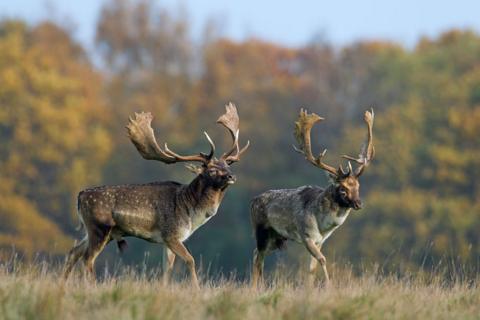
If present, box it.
[0,260,478,320]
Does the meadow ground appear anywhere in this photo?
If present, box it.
[0,260,478,320]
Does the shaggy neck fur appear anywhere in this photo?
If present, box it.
[319,184,351,212]
[181,174,227,214]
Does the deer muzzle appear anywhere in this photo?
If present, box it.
[352,199,363,210]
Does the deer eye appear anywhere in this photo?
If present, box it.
[339,187,347,196]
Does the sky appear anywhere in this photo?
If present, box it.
[1,0,480,49]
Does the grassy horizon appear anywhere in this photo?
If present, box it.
[0,259,478,320]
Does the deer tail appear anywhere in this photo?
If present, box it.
[75,192,86,232]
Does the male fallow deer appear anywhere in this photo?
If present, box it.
[250,108,374,287]
[64,103,249,288]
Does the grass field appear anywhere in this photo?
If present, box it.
[0,260,478,320]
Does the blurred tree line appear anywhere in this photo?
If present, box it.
[0,0,479,275]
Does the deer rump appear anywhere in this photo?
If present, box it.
[77,181,183,252]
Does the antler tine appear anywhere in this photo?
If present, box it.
[224,139,250,163]
[223,130,239,159]
[202,131,215,160]
[161,143,206,162]
[162,132,216,162]
[217,103,250,163]
[348,161,353,174]
[342,108,375,177]
[293,109,338,176]
[126,112,211,164]
[338,161,352,177]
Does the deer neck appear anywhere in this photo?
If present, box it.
[181,175,226,216]
[319,184,350,216]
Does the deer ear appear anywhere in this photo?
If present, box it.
[185,164,204,175]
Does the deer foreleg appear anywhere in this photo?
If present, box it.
[308,256,318,285]
[162,247,176,285]
[165,240,199,289]
[304,238,329,284]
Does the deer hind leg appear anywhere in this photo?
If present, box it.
[83,225,112,281]
[252,248,267,288]
[252,224,276,288]
[64,237,88,279]
[165,240,199,289]
[162,247,176,285]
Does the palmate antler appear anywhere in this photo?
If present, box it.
[216,103,250,164]
[126,112,215,164]
[293,108,375,178]
[293,109,339,176]
[342,109,375,177]
[126,104,250,167]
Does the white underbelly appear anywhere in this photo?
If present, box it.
[112,210,163,242]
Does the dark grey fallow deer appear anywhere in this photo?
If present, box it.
[250,109,374,287]
[64,103,249,288]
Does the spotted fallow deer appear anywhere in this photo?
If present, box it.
[64,103,249,288]
[250,109,374,287]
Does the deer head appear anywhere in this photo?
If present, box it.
[294,108,375,210]
[126,103,250,189]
